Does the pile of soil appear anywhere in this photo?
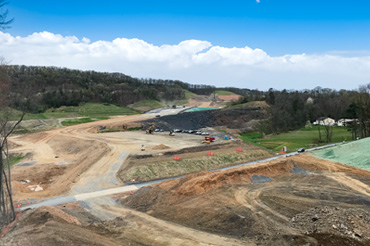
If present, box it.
[1,205,143,246]
[216,95,242,101]
[152,144,170,150]
[141,107,266,131]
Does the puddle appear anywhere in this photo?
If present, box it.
[56,161,70,165]
[290,166,309,175]
[17,161,36,167]
[250,175,273,183]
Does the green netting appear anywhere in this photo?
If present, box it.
[313,137,370,171]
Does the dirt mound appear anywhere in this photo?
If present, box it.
[152,144,170,150]
[122,156,370,244]
[141,107,266,131]
[166,158,293,196]
[216,95,242,101]
[1,205,146,246]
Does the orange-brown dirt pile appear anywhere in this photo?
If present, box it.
[216,95,242,101]
[152,144,170,150]
[161,158,294,196]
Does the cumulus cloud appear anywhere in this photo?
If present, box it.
[256,0,260,3]
[0,31,369,90]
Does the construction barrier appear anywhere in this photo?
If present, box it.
[174,156,181,160]
[208,152,214,156]
[236,148,242,152]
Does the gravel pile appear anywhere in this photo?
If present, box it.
[141,107,265,131]
[291,206,370,241]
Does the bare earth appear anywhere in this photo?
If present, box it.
[3,110,370,246]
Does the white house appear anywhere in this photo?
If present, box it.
[337,118,356,127]
[313,117,335,126]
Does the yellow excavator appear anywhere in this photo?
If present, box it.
[146,124,155,134]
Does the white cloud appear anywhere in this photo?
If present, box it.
[256,0,260,3]
[0,31,369,90]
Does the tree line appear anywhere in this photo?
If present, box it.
[257,85,370,139]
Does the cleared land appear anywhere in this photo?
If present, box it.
[122,154,370,245]
[4,103,370,246]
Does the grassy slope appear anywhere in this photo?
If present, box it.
[229,101,270,109]
[3,103,140,120]
[214,90,236,95]
[61,116,109,126]
[120,150,271,182]
[241,126,352,153]
[129,100,164,111]
[128,91,196,112]
[313,137,370,171]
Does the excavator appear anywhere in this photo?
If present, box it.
[146,124,155,134]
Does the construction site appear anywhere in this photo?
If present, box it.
[1,101,370,246]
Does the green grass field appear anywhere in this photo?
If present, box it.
[61,116,109,126]
[214,90,236,95]
[129,100,164,112]
[5,155,25,167]
[2,103,140,120]
[241,126,352,153]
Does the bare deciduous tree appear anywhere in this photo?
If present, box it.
[0,1,18,228]
[0,0,13,29]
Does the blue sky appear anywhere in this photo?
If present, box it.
[7,0,370,55]
[2,0,370,90]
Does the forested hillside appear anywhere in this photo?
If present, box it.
[6,65,191,112]
[4,65,266,113]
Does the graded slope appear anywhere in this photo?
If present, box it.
[123,155,370,245]
[313,137,370,171]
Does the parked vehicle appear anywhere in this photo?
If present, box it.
[297,148,305,153]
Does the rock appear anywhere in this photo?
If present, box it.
[312,214,319,222]
[354,229,362,238]
[332,224,337,229]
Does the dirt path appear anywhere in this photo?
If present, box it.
[98,201,250,246]
[328,172,370,196]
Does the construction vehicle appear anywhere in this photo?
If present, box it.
[202,136,215,144]
[146,124,155,134]
[169,130,175,136]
